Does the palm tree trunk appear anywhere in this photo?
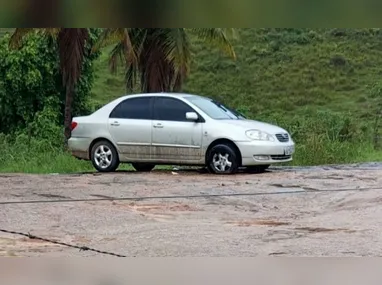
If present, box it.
[63,84,74,147]
[58,28,89,148]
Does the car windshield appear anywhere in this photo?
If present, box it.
[185,96,246,120]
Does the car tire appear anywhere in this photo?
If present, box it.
[132,163,155,172]
[90,140,120,172]
[206,143,239,174]
[247,165,270,173]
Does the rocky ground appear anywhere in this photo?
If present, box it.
[1,163,382,257]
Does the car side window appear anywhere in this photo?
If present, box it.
[109,97,152,120]
[154,97,196,122]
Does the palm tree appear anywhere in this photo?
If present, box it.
[93,28,236,93]
[9,28,90,145]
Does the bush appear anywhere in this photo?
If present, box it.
[0,29,103,173]
[0,29,101,139]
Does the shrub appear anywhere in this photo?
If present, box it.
[0,29,101,140]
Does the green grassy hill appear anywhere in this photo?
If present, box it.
[91,28,382,121]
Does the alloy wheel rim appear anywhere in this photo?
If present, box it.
[94,145,113,169]
[212,152,232,172]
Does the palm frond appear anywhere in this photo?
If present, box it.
[129,29,190,93]
[124,28,148,91]
[165,28,192,79]
[9,28,35,49]
[106,29,147,87]
[138,29,172,92]
[41,28,61,39]
[172,68,184,92]
[110,28,235,93]
[92,28,125,51]
[108,42,125,74]
[191,28,237,60]
[57,28,89,88]
[128,28,147,56]
[152,28,192,91]
[93,28,137,67]
[125,64,138,91]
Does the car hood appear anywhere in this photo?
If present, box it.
[219,119,288,134]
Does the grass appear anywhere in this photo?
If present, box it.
[0,134,176,174]
[184,28,382,119]
[91,29,382,120]
[1,137,381,174]
[2,28,382,173]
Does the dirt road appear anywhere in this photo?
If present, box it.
[1,163,382,257]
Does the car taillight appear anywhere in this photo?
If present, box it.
[71,121,78,130]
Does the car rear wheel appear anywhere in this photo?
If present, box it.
[247,165,270,173]
[207,143,239,174]
[90,140,120,172]
[132,163,155,172]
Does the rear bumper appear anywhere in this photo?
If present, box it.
[236,140,295,166]
[71,151,89,160]
[68,137,92,160]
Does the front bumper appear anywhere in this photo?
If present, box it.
[236,140,295,166]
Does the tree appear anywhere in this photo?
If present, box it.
[93,28,236,93]
[9,28,91,146]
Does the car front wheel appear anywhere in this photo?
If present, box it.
[90,140,120,172]
[207,143,239,174]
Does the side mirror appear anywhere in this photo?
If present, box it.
[186,112,198,121]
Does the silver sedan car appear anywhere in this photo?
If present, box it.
[68,93,295,174]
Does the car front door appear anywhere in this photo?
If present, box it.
[151,96,204,163]
[108,96,153,161]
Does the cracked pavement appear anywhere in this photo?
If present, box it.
[1,164,382,256]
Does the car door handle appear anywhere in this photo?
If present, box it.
[153,123,163,128]
[110,121,120,126]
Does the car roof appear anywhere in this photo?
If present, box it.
[92,92,215,117]
[117,92,206,101]
[93,92,210,116]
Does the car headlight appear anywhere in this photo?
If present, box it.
[245,129,275,141]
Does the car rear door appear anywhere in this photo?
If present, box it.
[151,96,204,163]
[108,96,154,161]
